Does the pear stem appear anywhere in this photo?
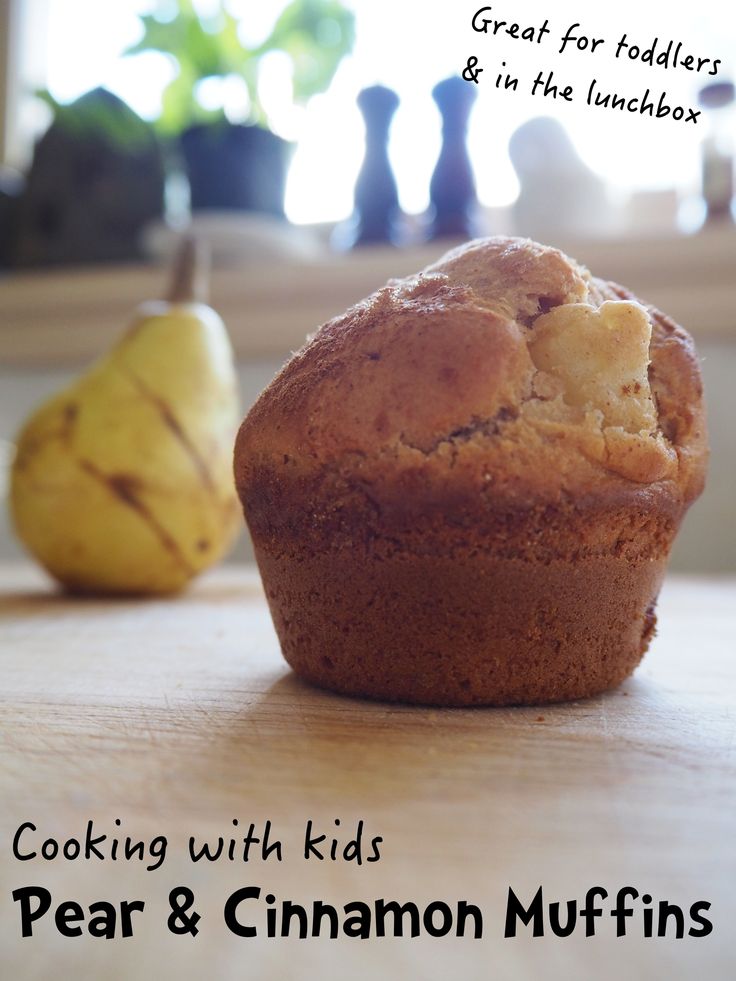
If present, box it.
[166,236,210,305]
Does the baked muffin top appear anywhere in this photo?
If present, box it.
[236,237,707,510]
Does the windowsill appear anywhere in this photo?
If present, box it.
[1,224,735,367]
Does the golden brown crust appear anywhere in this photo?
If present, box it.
[236,237,707,510]
[234,236,708,706]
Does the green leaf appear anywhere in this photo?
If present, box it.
[34,88,158,152]
[121,0,354,133]
[159,66,197,135]
[259,0,355,103]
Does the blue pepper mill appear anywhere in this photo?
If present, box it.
[351,85,401,246]
[429,76,478,240]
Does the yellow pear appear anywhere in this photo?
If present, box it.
[10,239,241,594]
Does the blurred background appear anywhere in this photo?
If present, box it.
[0,0,734,570]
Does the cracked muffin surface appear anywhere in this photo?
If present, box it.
[236,237,705,510]
[234,237,708,706]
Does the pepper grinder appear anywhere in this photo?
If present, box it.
[350,85,401,247]
[428,76,478,240]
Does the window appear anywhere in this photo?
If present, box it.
[5,0,734,224]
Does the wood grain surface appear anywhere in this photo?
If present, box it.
[1,564,734,980]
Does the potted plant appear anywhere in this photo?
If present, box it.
[127,0,354,215]
[15,87,165,266]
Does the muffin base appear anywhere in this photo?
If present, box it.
[254,539,668,707]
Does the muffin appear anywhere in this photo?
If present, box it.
[234,237,708,706]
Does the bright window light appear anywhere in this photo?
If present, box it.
[38,0,732,224]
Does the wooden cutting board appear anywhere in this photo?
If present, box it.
[1,564,734,980]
